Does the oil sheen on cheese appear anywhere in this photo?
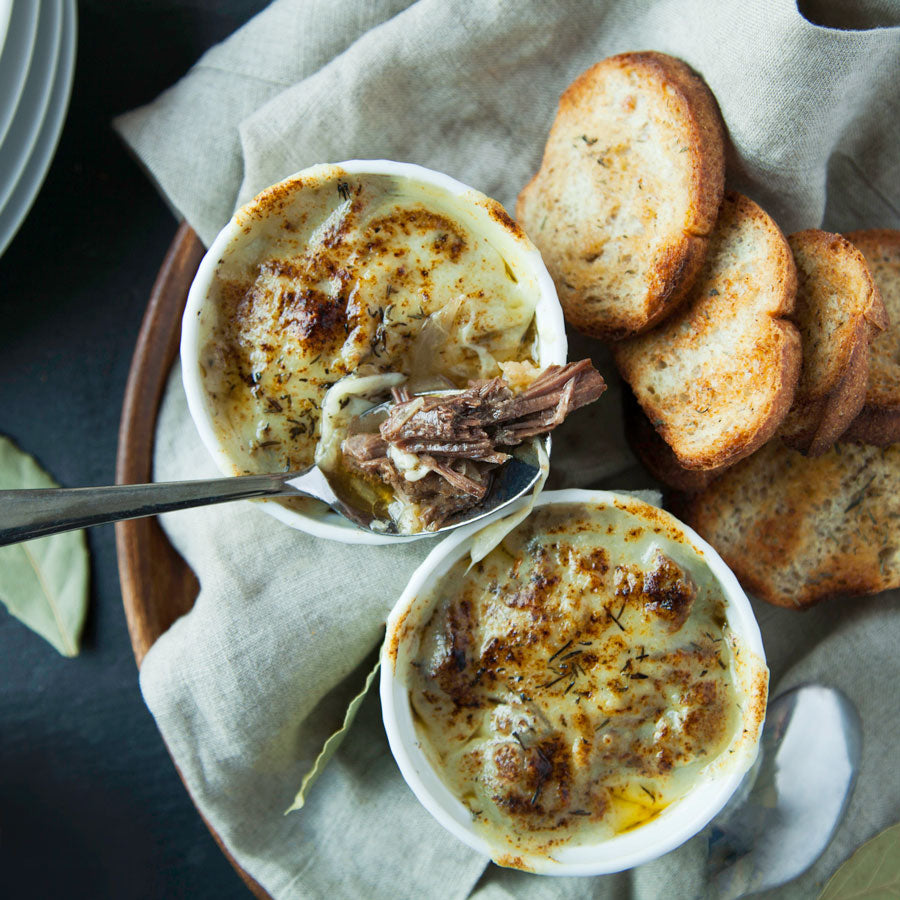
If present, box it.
[195,170,540,497]
[404,500,767,865]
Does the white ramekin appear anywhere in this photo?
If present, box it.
[381,489,767,875]
[180,160,567,545]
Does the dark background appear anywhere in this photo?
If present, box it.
[0,2,268,897]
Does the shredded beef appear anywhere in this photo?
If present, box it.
[381,359,605,454]
[341,359,606,529]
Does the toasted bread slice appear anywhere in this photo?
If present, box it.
[623,388,725,492]
[516,51,725,341]
[780,230,887,455]
[842,230,900,445]
[613,192,801,470]
[673,441,900,608]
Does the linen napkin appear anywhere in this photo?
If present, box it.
[116,1,900,897]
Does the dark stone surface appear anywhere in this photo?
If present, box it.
[0,2,267,897]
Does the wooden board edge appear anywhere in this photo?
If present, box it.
[113,222,274,899]
[115,221,205,665]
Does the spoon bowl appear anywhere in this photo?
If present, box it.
[326,388,547,535]
[705,683,862,899]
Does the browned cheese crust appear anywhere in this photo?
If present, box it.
[516,51,726,340]
[780,229,887,456]
[673,441,900,608]
[842,229,900,445]
[613,192,801,471]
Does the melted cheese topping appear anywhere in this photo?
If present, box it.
[405,501,766,863]
[314,372,405,472]
[196,172,539,495]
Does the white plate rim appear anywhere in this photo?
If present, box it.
[0,0,63,217]
[0,0,16,62]
[0,1,40,150]
[0,0,76,258]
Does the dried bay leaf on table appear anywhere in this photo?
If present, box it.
[0,435,89,656]
[818,822,900,899]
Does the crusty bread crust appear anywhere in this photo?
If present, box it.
[782,326,869,454]
[780,230,886,455]
[516,51,726,340]
[843,406,900,445]
[842,229,900,445]
[613,192,801,470]
[622,388,726,492]
[673,441,900,608]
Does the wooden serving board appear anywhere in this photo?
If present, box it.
[114,222,271,900]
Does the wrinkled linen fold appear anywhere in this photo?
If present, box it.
[117,1,900,897]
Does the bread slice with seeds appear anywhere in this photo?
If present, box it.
[516,51,726,341]
[673,441,900,608]
[841,230,900,445]
[779,230,887,455]
[613,192,801,471]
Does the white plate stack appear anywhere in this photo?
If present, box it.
[0,0,76,258]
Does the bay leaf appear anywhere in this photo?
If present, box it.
[818,822,900,900]
[286,660,380,813]
[0,435,89,656]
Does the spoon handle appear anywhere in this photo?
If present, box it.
[0,471,309,546]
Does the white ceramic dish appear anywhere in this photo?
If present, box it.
[0,0,39,152]
[0,0,61,217]
[0,0,13,57]
[381,489,767,876]
[181,160,567,545]
[0,0,75,258]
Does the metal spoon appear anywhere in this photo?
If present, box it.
[0,400,544,546]
[704,684,862,899]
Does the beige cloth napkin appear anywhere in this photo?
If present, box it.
[116,1,900,897]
